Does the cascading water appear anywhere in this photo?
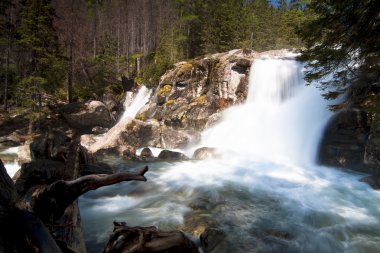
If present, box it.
[79,55,380,253]
[201,55,332,165]
[89,86,151,153]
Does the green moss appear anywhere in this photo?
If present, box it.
[135,113,146,121]
[157,84,172,97]
[177,62,193,77]
[190,95,208,106]
[165,99,176,106]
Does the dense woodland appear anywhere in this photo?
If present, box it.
[0,0,308,114]
[0,0,379,119]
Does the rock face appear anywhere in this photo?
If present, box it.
[136,49,257,132]
[61,101,115,132]
[318,87,380,174]
[317,109,370,171]
[118,119,200,149]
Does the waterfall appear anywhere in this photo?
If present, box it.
[89,86,151,153]
[201,55,332,165]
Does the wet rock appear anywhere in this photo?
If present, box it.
[182,210,219,237]
[0,131,23,149]
[140,147,154,158]
[360,174,380,190]
[158,150,189,161]
[61,101,115,132]
[94,145,139,161]
[200,227,229,253]
[91,126,108,134]
[30,130,71,162]
[192,147,217,160]
[102,94,119,112]
[80,134,97,150]
[18,143,31,164]
[318,109,371,171]
[364,112,380,171]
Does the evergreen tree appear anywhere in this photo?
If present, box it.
[17,0,64,109]
[298,0,380,95]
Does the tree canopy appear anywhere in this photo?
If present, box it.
[298,0,380,96]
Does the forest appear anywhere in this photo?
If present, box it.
[0,0,308,115]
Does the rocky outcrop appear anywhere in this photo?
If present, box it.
[136,49,257,132]
[318,86,380,174]
[118,119,200,149]
[317,109,371,171]
[61,101,115,132]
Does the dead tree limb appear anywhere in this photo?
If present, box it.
[32,166,149,222]
[102,222,198,253]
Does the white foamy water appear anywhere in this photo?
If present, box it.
[80,54,380,253]
[89,86,151,153]
[0,146,20,178]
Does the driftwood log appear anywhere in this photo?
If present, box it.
[0,158,149,253]
[103,222,198,253]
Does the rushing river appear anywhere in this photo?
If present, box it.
[79,54,380,252]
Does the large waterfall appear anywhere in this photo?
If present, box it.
[80,55,380,253]
[201,56,332,165]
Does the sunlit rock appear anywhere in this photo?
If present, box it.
[192,147,218,160]
[158,150,188,161]
[61,101,115,132]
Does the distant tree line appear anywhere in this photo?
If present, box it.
[0,0,309,114]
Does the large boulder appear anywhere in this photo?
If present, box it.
[200,227,229,253]
[158,150,189,161]
[364,112,380,171]
[192,147,218,160]
[317,109,371,171]
[30,130,71,162]
[61,101,115,132]
[136,49,257,132]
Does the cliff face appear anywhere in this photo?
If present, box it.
[138,49,255,131]
[318,86,380,174]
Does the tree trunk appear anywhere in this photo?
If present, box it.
[66,0,74,103]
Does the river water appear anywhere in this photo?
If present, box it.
[79,55,380,252]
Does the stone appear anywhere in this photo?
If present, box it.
[317,109,370,171]
[364,112,380,173]
[30,130,71,162]
[360,174,380,190]
[62,100,115,132]
[158,150,188,161]
[91,126,109,134]
[140,147,154,158]
[192,147,217,160]
[200,227,229,253]
[18,143,31,164]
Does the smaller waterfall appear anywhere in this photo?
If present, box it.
[89,86,151,153]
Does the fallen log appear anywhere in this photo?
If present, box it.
[102,222,199,253]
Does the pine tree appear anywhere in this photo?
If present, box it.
[17,0,64,109]
[298,0,380,94]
